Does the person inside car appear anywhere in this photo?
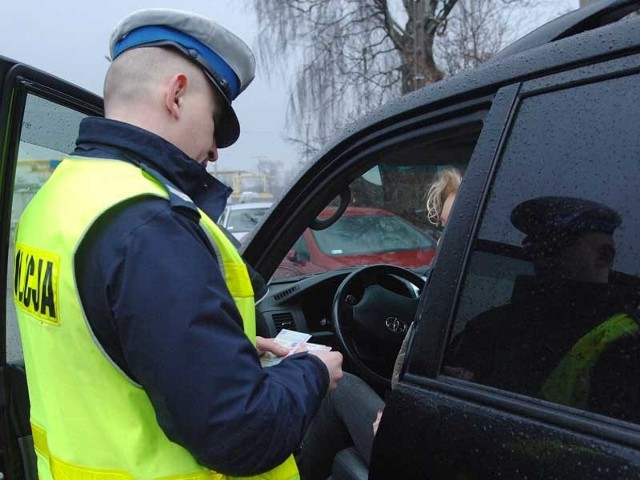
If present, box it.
[426,166,463,230]
[13,8,344,480]
[448,196,640,421]
[394,166,465,382]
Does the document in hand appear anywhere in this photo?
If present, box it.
[260,329,331,367]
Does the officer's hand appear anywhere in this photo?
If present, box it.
[256,336,290,357]
[308,350,344,393]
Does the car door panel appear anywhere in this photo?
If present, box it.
[372,51,640,479]
[372,380,640,479]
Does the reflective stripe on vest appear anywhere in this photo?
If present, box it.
[14,157,298,480]
[540,313,639,408]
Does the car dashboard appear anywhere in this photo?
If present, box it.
[255,267,425,347]
[256,270,347,344]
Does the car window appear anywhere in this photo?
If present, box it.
[6,93,88,364]
[274,122,483,278]
[443,71,640,424]
[292,236,310,262]
[312,212,434,256]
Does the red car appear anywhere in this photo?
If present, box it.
[275,206,436,278]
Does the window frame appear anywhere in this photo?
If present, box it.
[403,51,640,446]
[245,96,494,278]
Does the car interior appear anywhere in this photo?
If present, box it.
[255,121,483,389]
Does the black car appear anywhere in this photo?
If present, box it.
[2,1,640,479]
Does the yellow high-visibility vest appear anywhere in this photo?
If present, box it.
[14,157,299,480]
[541,313,639,408]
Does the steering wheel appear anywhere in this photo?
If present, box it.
[331,264,425,389]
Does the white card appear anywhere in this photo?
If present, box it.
[260,329,331,367]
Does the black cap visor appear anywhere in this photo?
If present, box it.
[201,70,240,148]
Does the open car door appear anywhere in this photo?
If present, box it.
[0,56,102,479]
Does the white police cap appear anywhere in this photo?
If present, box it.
[110,8,255,148]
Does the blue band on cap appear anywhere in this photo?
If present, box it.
[112,25,240,100]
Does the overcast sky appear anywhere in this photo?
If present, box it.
[0,0,578,173]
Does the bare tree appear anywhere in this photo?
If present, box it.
[255,157,284,196]
[249,0,537,151]
[436,0,520,76]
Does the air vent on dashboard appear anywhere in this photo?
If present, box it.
[273,285,300,302]
[272,312,295,333]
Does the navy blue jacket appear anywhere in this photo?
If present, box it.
[73,118,328,476]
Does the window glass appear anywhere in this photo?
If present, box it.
[7,94,88,363]
[311,213,434,256]
[444,73,640,423]
[294,236,310,262]
[274,123,481,278]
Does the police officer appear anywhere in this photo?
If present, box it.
[449,196,640,421]
[14,9,342,480]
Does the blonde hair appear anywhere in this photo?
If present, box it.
[426,167,462,226]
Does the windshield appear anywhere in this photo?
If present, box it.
[227,208,270,233]
[312,214,434,256]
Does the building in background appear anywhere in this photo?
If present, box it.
[214,170,275,203]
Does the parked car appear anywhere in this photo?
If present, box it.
[275,206,436,278]
[218,201,272,241]
[2,1,640,479]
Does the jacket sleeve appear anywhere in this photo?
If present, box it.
[78,200,329,476]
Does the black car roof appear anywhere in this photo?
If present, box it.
[491,0,639,61]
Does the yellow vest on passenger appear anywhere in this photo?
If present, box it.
[13,157,299,480]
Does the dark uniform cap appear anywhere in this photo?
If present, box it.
[109,8,256,148]
[511,196,621,257]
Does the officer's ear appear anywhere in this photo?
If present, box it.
[165,73,188,119]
